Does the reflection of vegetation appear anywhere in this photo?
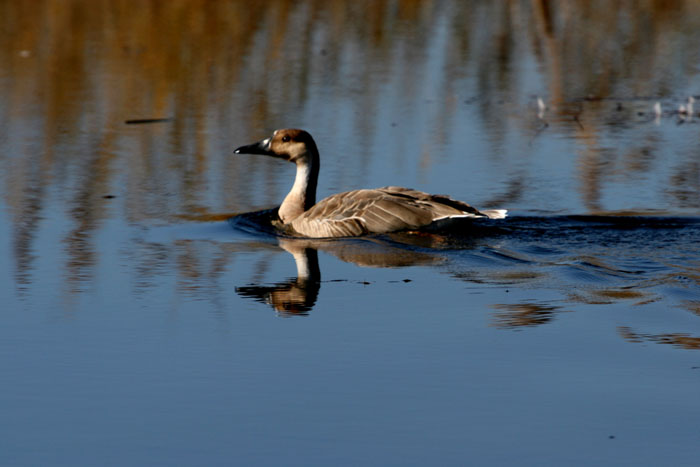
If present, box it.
[619,326,700,350]
[564,287,656,306]
[686,301,700,316]
[669,161,700,208]
[491,302,564,328]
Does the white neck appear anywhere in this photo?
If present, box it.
[278,159,318,223]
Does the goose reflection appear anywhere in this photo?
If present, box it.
[236,240,321,315]
[235,236,442,315]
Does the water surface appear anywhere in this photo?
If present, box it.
[1,1,700,465]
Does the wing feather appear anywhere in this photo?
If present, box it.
[289,187,504,238]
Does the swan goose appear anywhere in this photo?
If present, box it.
[234,129,506,238]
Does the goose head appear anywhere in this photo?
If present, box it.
[234,128,318,165]
[234,129,320,223]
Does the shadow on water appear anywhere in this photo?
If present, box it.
[230,210,700,339]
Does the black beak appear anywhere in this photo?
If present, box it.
[234,138,272,156]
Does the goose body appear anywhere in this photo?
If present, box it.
[234,129,506,238]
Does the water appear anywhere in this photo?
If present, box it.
[1,1,700,465]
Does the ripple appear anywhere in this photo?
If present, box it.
[228,211,700,313]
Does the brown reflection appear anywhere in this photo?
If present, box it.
[668,159,700,209]
[491,302,565,328]
[64,132,119,289]
[316,237,442,268]
[10,164,44,289]
[686,301,700,316]
[619,326,700,350]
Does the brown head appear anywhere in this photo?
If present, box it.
[234,129,319,165]
[234,129,320,221]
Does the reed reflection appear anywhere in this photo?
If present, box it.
[619,326,700,351]
[491,302,565,328]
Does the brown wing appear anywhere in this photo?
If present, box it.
[376,186,485,216]
[289,187,485,238]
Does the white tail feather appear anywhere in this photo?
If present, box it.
[481,209,508,219]
[434,209,508,223]
[434,213,482,221]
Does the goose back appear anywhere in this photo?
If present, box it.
[289,186,489,238]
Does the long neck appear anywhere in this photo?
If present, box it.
[278,155,319,223]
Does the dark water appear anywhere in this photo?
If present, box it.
[2,1,700,465]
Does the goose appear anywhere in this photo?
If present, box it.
[234,129,506,238]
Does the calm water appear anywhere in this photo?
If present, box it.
[2,1,700,465]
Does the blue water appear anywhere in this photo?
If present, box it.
[2,1,700,465]
[4,213,699,466]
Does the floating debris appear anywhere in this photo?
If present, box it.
[125,118,172,125]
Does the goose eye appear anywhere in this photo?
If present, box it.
[282,135,290,142]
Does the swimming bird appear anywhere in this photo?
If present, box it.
[234,129,507,238]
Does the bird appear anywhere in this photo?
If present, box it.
[536,97,546,119]
[234,129,507,238]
